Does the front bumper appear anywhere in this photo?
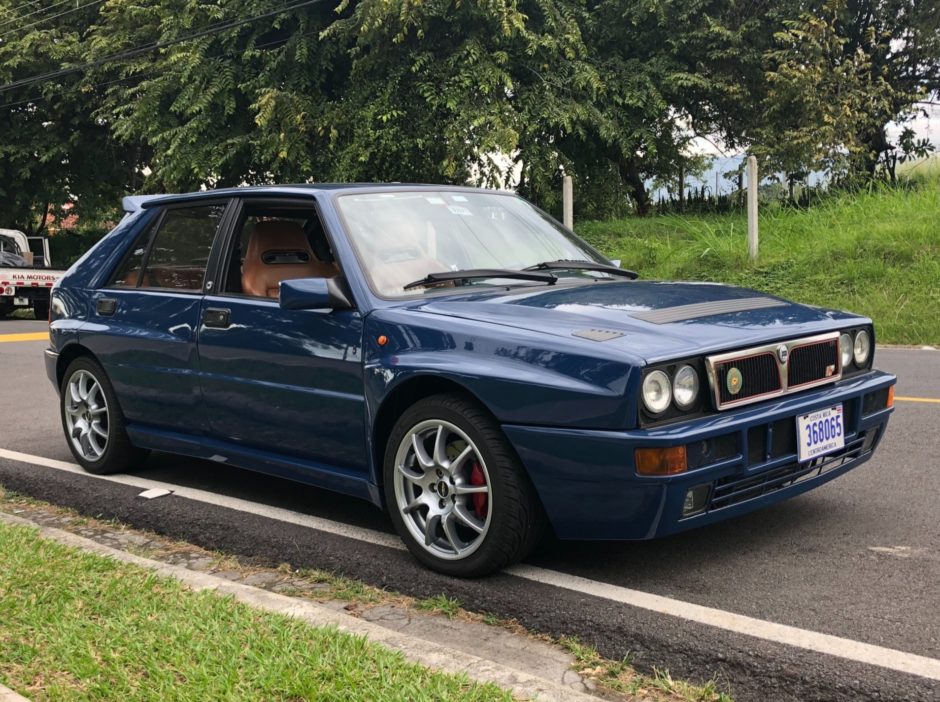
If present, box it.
[504,370,896,540]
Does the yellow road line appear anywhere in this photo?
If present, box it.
[895,395,940,405]
[0,332,48,343]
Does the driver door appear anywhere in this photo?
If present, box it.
[196,198,368,474]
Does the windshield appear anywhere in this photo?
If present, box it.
[336,190,609,297]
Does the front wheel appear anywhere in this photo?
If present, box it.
[60,356,149,474]
[384,393,543,577]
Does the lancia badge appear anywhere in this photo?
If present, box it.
[726,367,743,395]
[777,344,789,364]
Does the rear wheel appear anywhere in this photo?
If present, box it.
[60,356,149,474]
[384,393,543,577]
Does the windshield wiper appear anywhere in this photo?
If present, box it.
[403,268,557,290]
[524,259,638,280]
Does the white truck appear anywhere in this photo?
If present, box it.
[0,228,67,320]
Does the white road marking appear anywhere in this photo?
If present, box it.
[138,487,173,500]
[1,446,939,682]
[868,546,935,561]
[504,565,940,681]
[0,447,403,551]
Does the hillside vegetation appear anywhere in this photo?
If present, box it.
[579,181,940,346]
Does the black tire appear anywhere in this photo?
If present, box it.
[32,299,49,320]
[59,356,149,475]
[384,393,544,577]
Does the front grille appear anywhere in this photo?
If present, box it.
[706,332,842,410]
[715,353,781,405]
[788,338,839,387]
[708,435,866,511]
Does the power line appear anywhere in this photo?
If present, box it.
[0,0,89,32]
[0,0,322,95]
[0,0,106,40]
[0,27,321,111]
[0,0,43,20]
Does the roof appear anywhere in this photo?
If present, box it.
[134,183,507,209]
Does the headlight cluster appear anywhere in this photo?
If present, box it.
[839,328,872,370]
[642,364,701,415]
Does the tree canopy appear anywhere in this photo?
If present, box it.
[0,0,936,229]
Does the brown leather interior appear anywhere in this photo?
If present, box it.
[241,220,336,298]
[123,270,147,287]
[124,267,205,290]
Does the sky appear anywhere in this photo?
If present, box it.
[676,102,940,197]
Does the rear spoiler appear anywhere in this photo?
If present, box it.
[122,195,167,216]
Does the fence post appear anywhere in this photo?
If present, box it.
[562,175,574,230]
[747,155,759,262]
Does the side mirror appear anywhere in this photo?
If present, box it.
[279,277,353,311]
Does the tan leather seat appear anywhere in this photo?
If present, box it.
[241,220,336,298]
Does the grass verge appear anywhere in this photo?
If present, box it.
[560,637,732,702]
[578,181,940,345]
[0,520,510,702]
[0,488,735,702]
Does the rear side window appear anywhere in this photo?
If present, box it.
[109,204,225,291]
[109,219,157,287]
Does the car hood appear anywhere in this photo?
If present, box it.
[408,280,864,364]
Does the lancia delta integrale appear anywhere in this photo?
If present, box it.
[46,185,896,576]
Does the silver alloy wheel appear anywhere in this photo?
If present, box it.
[393,419,493,561]
[63,369,110,462]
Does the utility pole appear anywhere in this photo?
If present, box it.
[747,155,759,262]
[562,175,573,230]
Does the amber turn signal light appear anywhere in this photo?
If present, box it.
[886,385,895,409]
[635,446,688,476]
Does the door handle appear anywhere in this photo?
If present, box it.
[202,307,231,329]
[96,297,117,316]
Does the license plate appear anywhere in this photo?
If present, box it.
[13,296,28,306]
[797,404,844,463]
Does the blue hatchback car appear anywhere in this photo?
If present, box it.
[46,185,896,576]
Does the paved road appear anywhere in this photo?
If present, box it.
[1,318,937,701]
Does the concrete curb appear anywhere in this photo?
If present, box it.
[0,684,30,702]
[0,512,599,702]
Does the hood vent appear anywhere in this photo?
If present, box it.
[571,328,625,342]
[632,296,787,325]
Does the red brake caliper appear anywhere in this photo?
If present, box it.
[469,462,488,518]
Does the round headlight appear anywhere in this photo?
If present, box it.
[839,333,853,368]
[673,365,700,410]
[853,330,871,366]
[642,370,672,414]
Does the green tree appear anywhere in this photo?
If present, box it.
[0,0,142,232]
[836,0,940,176]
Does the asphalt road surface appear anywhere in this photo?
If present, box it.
[1,318,937,701]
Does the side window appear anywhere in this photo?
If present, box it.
[109,218,159,288]
[140,205,225,291]
[222,203,337,298]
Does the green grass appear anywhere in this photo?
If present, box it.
[578,181,940,345]
[0,522,510,702]
[898,155,940,183]
[558,636,733,701]
[415,594,463,620]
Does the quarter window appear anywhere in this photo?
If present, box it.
[109,218,157,287]
[140,205,225,291]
